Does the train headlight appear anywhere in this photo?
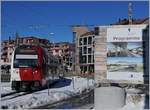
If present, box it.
[33,70,38,74]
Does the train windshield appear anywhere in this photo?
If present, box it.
[14,59,38,68]
[14,54,38,68]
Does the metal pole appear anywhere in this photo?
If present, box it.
[92,79,94,85]
[87,77,89,89]
[72,78,75,90]
[48,81,50,96]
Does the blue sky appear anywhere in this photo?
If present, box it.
[1,1,149,42]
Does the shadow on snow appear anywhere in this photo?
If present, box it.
[51,78,72,88]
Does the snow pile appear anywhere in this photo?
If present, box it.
[121,93,146,110]
[1,76,94,109]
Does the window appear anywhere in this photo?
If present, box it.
[83,46,87,54]
[83,37,87,45]
[88,48,92,54]
[88,55,92,63]
[79,54,82,63]
[83,66,87,73]
[80,66,84,73]
[82,56,87,63]
[59,59,62,63]
[88,37,92,44]
[89,65,94,73]
[14,59,38,68]
[79,47,82,55]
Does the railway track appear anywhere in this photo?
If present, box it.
[1,92,30,101]
[1,79,60,101]
[1,88,48,101]
[1,91,18,98]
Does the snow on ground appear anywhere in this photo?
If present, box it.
[1,76,94,109]
[1,82,15,95]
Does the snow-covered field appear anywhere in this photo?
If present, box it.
[1,82,15,95]
[1,76,94,109]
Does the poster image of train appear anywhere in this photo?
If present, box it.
[107,57,143,73]
[107,42,143,57]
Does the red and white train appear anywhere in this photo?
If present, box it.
[11,45,61,91]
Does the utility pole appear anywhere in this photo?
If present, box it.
[128,2,132,24]
[15,32,20,46]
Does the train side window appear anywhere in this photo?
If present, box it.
[43,56,46,65]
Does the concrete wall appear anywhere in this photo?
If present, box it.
[94,26,107,83]
[95,87,126,109]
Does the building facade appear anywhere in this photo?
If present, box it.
[50,42,75,72]
[1,39,15,64]
[78,31,95,75]
[72,26,89,74]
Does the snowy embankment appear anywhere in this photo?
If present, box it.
[1,76,94,109]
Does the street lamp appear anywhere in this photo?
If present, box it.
[50,32,54,47]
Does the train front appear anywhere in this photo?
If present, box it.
[11,45,42,91]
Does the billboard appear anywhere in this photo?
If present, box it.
[106,25,147,82]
